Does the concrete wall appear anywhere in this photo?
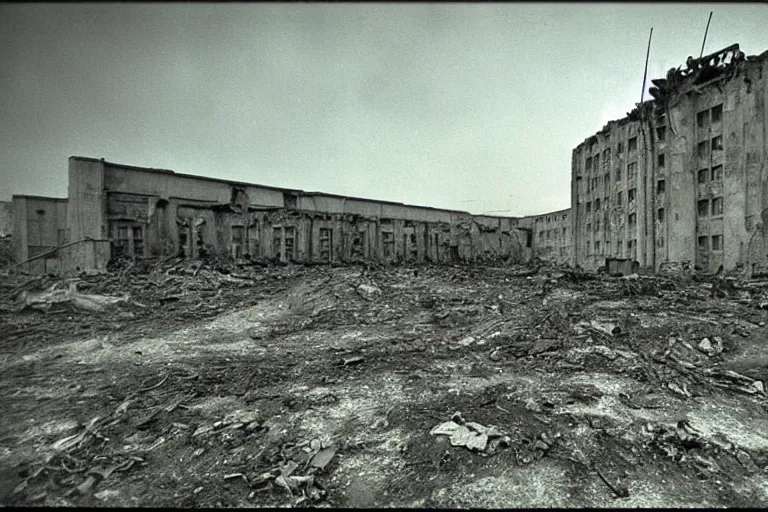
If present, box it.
[12,195,68,273]
[60,157,531,268]
[524,208,572,264]
[0,201,13,238]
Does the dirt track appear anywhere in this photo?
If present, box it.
[2,263,768,507]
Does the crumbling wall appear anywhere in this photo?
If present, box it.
[0,201,13,238]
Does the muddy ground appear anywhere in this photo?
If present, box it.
[2,262,768,507]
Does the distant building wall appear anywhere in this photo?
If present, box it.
[61,156,532,270]
[523,208,572,264]
[12,195,68,273]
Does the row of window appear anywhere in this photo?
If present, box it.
[698,197,724,217]
[698,234,723,251]
[585,155,666,193]
[588,239,638,255]
[697,104,724,128]
[538,228,568,239]
[536,213,568,224]
[697,136,723,157]
[698,165,723,183]
[585,137,640,171]
[585,188,641,213]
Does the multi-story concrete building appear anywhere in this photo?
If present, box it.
[520,209,572,264]
[11,157,533,273]
[572,44,768,274]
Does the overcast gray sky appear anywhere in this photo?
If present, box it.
[1,3,766,215]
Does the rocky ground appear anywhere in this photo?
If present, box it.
[2,260,768,507]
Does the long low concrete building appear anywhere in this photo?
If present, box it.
[11,157,533,273]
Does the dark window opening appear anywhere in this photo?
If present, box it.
[319,228,332,261]
[697,141,709,158]
[657,153,665,167]
[132,226,144,258]
[617,191,623,206]
[272,227,282,260]
[712,135,723,151]
[656,126,666,141]
[114,227,130,258]
[711,104,723,122]
[231,225,244,259]
[284,227,296,260]
[628,189,637,202]
[586,202,591,213]
[698,199,709,217]
[657,179,665,193]
[617,142,624,155]
[698,236,709,250]
[628,137,638,152]
[712,235,723,251]
[711,165,723,181]
[657,208,665,222]
[712,197,723,215]
[698,169,708,183]
[697,110,709,128]
[382,231,394,258]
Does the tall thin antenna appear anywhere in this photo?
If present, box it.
[640,27,653,104]
[700,11,713,58]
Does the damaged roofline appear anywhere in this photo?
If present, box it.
[69,156,520,221]
[12,194,68,202]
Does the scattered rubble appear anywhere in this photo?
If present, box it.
[2,259,768,507]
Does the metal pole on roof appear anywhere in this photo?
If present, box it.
[640,27,653,104]
[700,11,713,59]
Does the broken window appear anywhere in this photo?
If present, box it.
[697,110,709,128]
[586,157,592,171]
[284,227,296,260]
[247,224,260,257]
[586,223,591,233]
[657,153,665,167]
[656,126,666,141]
[697,141,709,158]
[595,220,600,232]
[615,168,622,182]
[617,191,623,206]
[595,241,600,253]
[526,231,532,248]
[711,165,723,181]
[272,227,282,260]
[711,104,723,123]
[698,199,709,217]
[712,197,723,215]
[628,213,637,227]
[586,202,591,213]
[658,208,665,222]
[382,231,394,258]
[657,179,665,193]
[595,198,601,210]
[132,226,144,257]
[712,234,723,251]
[114,227,129,258]
[603,149,611,170]
[319,228,332,261]
[628,189,636,202]
[698,169,708,183]
[712,135,723,151]
[231,225,245,259]
[698,236,709,250]
[562,227,566,237]
[594,154,600,170]
[628,137,638,152]
[178,228,189,258]
[617,142,624,155]
[592,177,598,190]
